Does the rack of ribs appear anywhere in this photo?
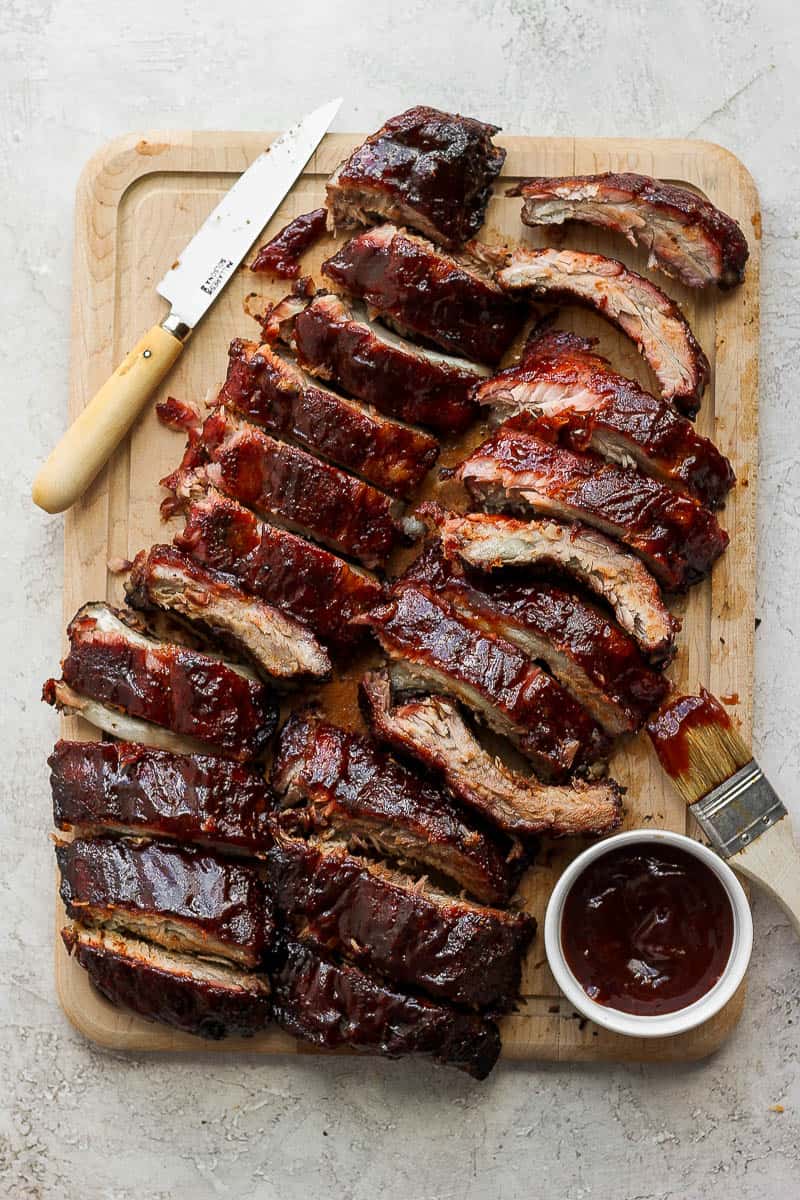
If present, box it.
[56,836,273,968]
[271,711,523,905]
[266,830,535,1010]
[270,939,501,1078]
[125,544,331,683]
[326,106,506,248]
[61,925,271,1040]
[508,173,748,288]
[322,224,526,366]
[361,669,623,839]
[475,328,735,508]
[216,338,438,498]
[49,740,275,856]
[497,248,709,416]
[42,602,278,760]
[458,419,728,591]
[174,488,384,650]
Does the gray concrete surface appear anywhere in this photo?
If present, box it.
[2,1,799,1196]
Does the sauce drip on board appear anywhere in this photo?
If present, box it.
[561,843,734,1016]
[250,208,329,279]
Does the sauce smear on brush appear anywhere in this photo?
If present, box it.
[646,688,731,777]
[562,844,734,1015]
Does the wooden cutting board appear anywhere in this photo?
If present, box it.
[55,130,760,1062]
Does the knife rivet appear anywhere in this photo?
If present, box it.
[143,349,152,358]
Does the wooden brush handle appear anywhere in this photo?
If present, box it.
[732,815,800,936]
[32,323,184,514]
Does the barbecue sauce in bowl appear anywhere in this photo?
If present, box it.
[561,843,734,1016]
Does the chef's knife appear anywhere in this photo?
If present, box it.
[32,98,342,514]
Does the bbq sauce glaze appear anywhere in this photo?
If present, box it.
[561,843,734,1015]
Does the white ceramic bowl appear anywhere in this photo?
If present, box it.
[543,829,753,1038]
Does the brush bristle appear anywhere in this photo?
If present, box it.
[646,690,752,806]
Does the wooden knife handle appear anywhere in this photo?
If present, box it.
[32,323,184,514]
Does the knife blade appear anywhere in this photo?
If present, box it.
[32,98,342,514]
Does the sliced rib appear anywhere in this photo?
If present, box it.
[326,106,505,248]
[274,291,486,434]
[498,248,709,416]
[508,173,748,289]
[57,836,272,968]
[50,740,275,856]
[476,328,735,509]
[174,487,383,650]
[271,939,500,1078]
[360,583,611,779]
[43,602,278,761]
[271,711,521,905]
[166,412,410,570]
[322,224,526,366]
[216,338,438,498]
[398,544,668,735]
[62,925,271,1040]
[432,510,678,664]
[267,831,535,1010]
[125,544,331,683]
[361,669,623,839]
[250,207,328,278]
[458,420,728,591]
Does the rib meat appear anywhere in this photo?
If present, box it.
[432,510,678,664]
[498,248,709,416]
[167,412,410,569]
[475,329,735,508]
[458,421,728,591]
[43,602,278,760]
[125,544,331,683]
[267,831,535,1010]
[360,582,611,779]
[62,925,271,1040]
[57,836,272,967]
[508,173,748,289]
[275,291,486,434]
[250,207,328,278]
[361,669,623,838]
[326,106,506,248]
[398,544,668,734]
[322,224,526,366]
[50,740,275,855]
[216,338,438,498]
[174,488,383,650]
[271,939,501,1078]
[271,711,521,905]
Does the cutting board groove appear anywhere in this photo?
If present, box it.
[56,131,760,1063]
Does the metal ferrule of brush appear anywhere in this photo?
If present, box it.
[690,760,787,858]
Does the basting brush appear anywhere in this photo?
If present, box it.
[647,689,800,934]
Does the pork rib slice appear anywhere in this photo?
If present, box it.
[56,836,272,968]
[62,925,271,1040]
[271,938,500,1079]
[498,247,709,416]
[271,290,486,434]
[322,224,526,366]
[50,740,275,856]
[125,544,330,684]
[267,830,535,1010]
[165,411,410,570]
[432,510,678,665]
[361,669,623,839]
[360,582,611,780]
[42,602,278,761]
[326,106,506,248]
[398,543,668,735]
[271,711,521,906]
[476,328,735,508]
[174,487,383,650]
[508,173,748,289]
[458,420,728,591]
[216,338,438,498]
